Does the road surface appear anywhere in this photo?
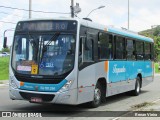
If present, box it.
[0,75,160,119]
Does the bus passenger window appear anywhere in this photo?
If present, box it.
[144,42,151,60]
[78,37,83,65]
[151,43,154,60]
[136,41,144,60]
[84,38,93,61]
[126,39,135,60]
[98,33,113,60]
[79,36,93,64]
[114,36,125,59]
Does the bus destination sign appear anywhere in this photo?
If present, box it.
[16,21,77,32]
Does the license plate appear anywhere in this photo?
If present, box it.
[31,97,42,103]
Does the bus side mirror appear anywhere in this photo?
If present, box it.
[3,37,7,48]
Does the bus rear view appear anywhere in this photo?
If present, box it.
[9,19,79,105]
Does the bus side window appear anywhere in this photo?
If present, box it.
[114,36,126,60]
[151,43,154,60]
[98,33,113,60]
[84,38,93,61]
[126,39,136,60]
[136,41,144,60]
[78,37,83,65]
[79,36,93,65]
[144,42,151,60]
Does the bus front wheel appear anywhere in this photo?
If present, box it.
[88,82,102,108]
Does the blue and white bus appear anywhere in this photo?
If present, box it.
[8,18,154,107]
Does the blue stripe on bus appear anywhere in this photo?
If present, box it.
[108,28,153,42]
[19,79,67,92]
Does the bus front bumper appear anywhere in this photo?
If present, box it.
[9,86,78,105]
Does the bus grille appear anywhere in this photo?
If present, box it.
[19,92,55,102]
[15,74,64,84]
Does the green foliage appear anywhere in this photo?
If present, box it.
[155,63,160,73]
[1,47,10,53]
[154,36,160,61]
[153,27,160,36]
[140,26,160,62]
[0,57,9,80]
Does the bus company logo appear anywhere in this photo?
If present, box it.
[112,64,126,75]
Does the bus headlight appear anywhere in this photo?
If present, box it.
[60,80,73,92]
[10,76,18,89]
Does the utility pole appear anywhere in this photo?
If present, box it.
[70,0,74,18]
[128,0,130,29]
[29,0,32,19]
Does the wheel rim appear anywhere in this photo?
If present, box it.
[94,88,101,104]
[136,81,140,93]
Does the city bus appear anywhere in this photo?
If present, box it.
[8,18,154,108]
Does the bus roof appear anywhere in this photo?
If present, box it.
[18,17,154,43]
[80,19,154,43]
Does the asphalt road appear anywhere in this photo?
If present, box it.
[0,75,160,119]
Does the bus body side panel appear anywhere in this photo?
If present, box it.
[107,61,136,96]
[77,64,96,104]
[142,61,154,87]
[106,60,153,97]
[77,61,109,104]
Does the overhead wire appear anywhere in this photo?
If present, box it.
[0,5,70,14]
[0,21,16,24]
[0,11,28,18]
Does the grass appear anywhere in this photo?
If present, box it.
[155,63,160,73]
[0,57,9,80]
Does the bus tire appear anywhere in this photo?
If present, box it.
[131,76,141,96]
[88,82,102,108]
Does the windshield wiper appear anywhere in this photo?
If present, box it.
[43,32,60,51]
[41,32,60,60]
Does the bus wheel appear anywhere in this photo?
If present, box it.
[131,77,141,96]
[88,82,102,108]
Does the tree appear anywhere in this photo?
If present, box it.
[153,26,160,36]
[153,36,160,61]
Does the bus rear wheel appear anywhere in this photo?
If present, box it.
[131,76,141,96]
[88,82,102,108]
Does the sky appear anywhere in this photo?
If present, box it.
[0,0,160,50]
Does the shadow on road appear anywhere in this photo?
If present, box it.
[13,90,149,112]
[101,90,148,106]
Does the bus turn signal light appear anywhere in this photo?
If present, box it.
[20,82,24,86]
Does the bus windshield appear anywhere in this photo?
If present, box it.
[12,33,76,77]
